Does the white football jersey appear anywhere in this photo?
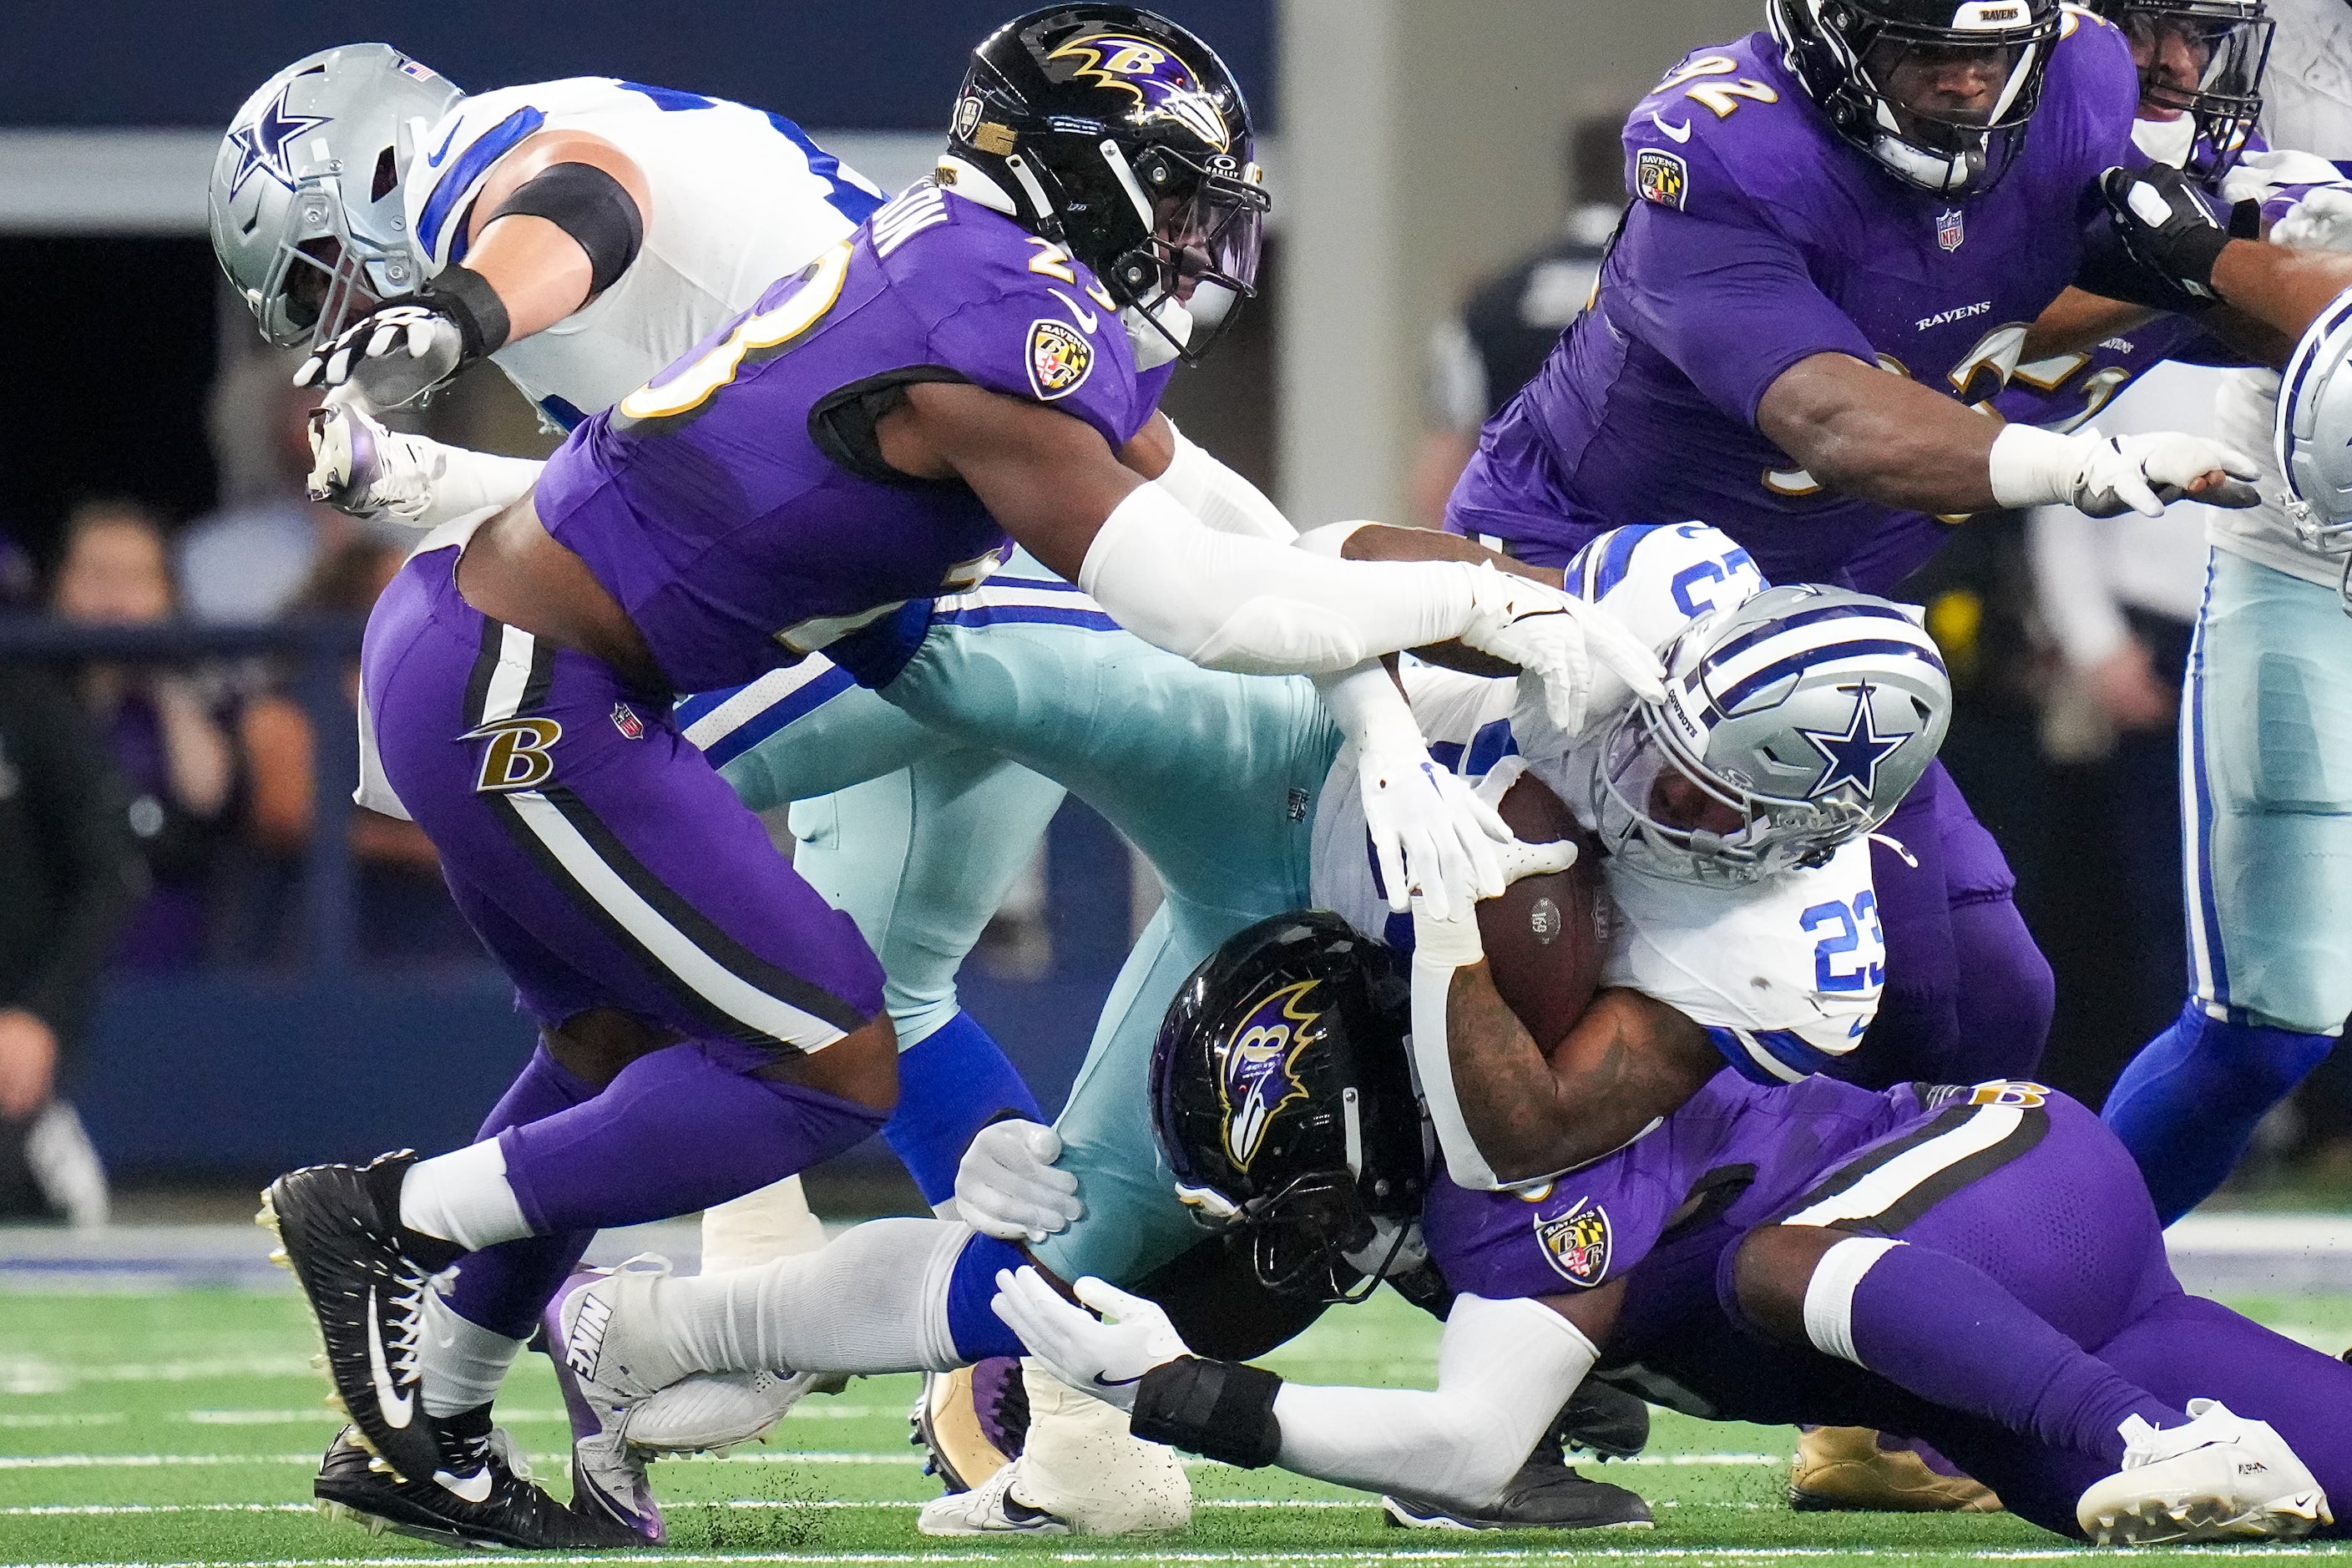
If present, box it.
[2209,0,2352,589]
[1309,523,1882,1080]
[404,78,884,424]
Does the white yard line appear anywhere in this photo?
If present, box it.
[0,1450,1791,1471]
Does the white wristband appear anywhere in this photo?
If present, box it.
[1988,423,2093,510]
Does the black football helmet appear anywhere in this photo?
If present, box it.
[943,4,1268,365]
[1151,910,1426,1303]
[2093,0,2270,181]
[1769,0,2066,195]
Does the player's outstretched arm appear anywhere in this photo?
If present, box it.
[299,130,651,406]
[1759,352,2258,520]
[994,1267,1611,1514]
[879,381,1663,721]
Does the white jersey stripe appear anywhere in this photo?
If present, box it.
[1781,1105,2026,1228]
[483,623,539,725]
[680,662,842,751]
[501,789,847,1050]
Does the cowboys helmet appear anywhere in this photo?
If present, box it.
[1151,911,1424,1303]
[940,5,1268,365]
[1596,584,1952,885]
[2096,0,2270,180]
[210,44,459,349]
[2276,296,2352,591]
[1768,0,2065,195]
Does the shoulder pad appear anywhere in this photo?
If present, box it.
[1624,41,1799,220]
[1565,523,1766,650]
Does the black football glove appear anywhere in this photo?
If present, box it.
[2082,164,2245,310]
[294,266,512,407]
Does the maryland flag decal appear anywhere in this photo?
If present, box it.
[1534,1197,1613,1287]
[1027,318,1095,401]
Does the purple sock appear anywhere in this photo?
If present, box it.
[1839,1242,2184,1465]
[444,1044,599,1338]
[496,1040,888,1233]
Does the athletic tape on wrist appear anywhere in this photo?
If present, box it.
[421,265,513,359]
[1130,1356,1284,1469]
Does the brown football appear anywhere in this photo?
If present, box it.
[1474,770,1610,1050]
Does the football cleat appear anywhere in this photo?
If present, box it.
[260,1151,457,1485]
[543,1270,665,1545]
[915,1456,1073,1536]
[1382,1442,1653,1531]
[1557,1378,1651,1461]
[313,1419,641,1550]
[913,1357,1029,1493]
[2077,1399,2329,1545]
[1790,1426,2001,1513]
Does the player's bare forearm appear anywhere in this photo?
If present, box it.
[1337,523,1560,676]
[2209,240,2352,345]
[464,130,653,341]
[1757,352,2000,515]
[1447,966,1717,1183]
[2022,288,2157,361]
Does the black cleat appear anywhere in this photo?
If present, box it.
[314,1417,645,1550]
[1381,1406,1655,1532]
[1558,1378,1651,1460]
[260,1151,458,1485]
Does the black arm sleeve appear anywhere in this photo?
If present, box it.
[490,161,645,296]
[1,670,144,1055]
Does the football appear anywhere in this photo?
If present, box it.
[1474,769,1610,1051]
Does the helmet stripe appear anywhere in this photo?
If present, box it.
[1711,638,1945,713]
[1701,600,1915,669]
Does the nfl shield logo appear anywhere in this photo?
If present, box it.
[1936,208,1965,252]
[609,702,644,741]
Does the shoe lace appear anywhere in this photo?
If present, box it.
[385,1260,458,1387]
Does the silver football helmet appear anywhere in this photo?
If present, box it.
[1596,584,1951,885]
[2278,291,2352,609]
[209,44,461,349]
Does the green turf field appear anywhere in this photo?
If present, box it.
[6,1282,2352,1566]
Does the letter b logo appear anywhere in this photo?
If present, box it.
[464,716,563,793]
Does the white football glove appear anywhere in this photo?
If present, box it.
[989,1267,1191,1413]
[296,302,469,407]
[1409,757,1580,960]
[1990,423,2260,518]
[2272,186,2352,255]
[954,1119,1083,1243]
[306,401,426,522]
[1456,564,1666,735]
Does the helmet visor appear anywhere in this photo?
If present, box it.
[1860,31,2051,136]
[1125,146,1269,360]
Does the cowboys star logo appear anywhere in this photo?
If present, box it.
[225,84,331,200]
[1026,318,1095,402]
[1797,683,1907,801]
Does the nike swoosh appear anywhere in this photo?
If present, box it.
[1652,113,1692,144]
[1047,288,1100,334]
[1092,1370,1144,1388]
[434,1467,493,1504]
[424,123,460,168]
[365,1287,414,1429]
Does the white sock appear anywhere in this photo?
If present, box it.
[635,1217,970,1386]
[398,1140,531,1251]
[419,1290,526,1418]
[1801,1236,1903,1365]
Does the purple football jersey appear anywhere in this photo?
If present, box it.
[534,184,1156,694]
[1448,14,2141,592]
[1424,1070,1917,1301]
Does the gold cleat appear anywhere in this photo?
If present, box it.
[1789,1426,2001,1513]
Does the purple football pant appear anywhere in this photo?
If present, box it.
[1626,1090,2352,1537]
[364,547,888,1329]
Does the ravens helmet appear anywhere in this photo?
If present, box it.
[941,5,1268,367]
[1769,0,2065,195]
[1151,911,1424,1303]
[2094,0,2270,181]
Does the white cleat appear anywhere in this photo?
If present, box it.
[2076,1399,2331,1545]
[916,1458,1074,1537]
[918,1360,1191,1537]
[628,1368,818,1454]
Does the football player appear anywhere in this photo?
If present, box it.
[997,913,2344,1548]
[2091,0,2352,1228]
[1443,0,2262,1120]
[255,1,1653,1550]
[536,529,1952,1534]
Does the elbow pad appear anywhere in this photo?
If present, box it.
[493,161,645,296]
[1153,421,1297,542]
[1077,483,1479,675]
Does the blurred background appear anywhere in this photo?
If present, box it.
[2,0,2344,1227]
